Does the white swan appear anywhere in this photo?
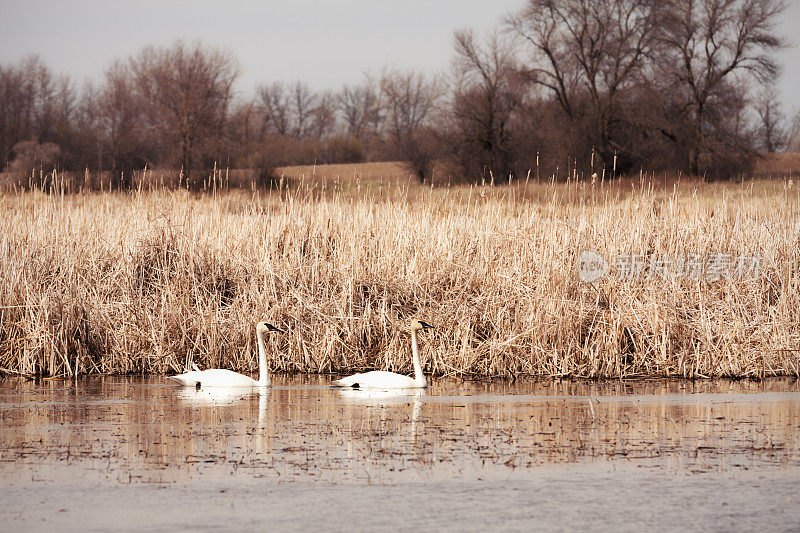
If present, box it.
[167,321,284,388]
[332,319,434,389]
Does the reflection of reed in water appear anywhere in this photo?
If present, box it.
[1,378,799,483]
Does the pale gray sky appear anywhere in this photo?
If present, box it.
[1,0,798,111]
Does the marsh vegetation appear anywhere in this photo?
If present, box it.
[0,168,797,379]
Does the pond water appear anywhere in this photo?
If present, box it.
[1,376,799,531]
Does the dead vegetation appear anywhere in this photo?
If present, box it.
[0,170,798,378]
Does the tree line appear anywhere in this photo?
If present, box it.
[0,0,794,188]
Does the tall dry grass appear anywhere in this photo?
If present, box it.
[0,170,798,378]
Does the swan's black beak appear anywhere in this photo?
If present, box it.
[266,323,286,334]
[418,320,435,330]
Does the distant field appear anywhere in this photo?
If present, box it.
[276,161,412,184]
[0,172,797,379]
[276,153,800,185]
[2,153,798,193]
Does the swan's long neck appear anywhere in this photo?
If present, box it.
[411,329,426,387]
[257,329,271,386]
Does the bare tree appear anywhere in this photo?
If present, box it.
[0,55,74,168]
[380,69,441,182]
[755,84,786,153]
[310,90,338,138]
[786,110,800,153]
[653,0,788,174]
[257,82,290,136]
[72,81,102,176]
[22,56,60,142]
[0,62,25,166]
[227,97,264,145]
[290,81,317,138]
[96,61,148,187]
[336,82,381,139]
[449,29,528,181]
[130,40,240,183]
[258,81,329,140]
[507,0,657,170]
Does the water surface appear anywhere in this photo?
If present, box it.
[1,376,799,531]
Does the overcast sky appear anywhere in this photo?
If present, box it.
[1,0,798,111]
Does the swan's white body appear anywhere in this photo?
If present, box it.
[168,368,261,388]
[333,323,431,389]
[334,370,422,389]
[168,322,278,388]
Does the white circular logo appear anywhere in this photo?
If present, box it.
[577,250,608,283]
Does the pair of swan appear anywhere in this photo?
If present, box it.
[167,319,434,389]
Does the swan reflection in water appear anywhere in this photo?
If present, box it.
[336,387,425,405]
[336,388,424,436]
[175,385,265,407]
[173,386,273,456]
[175,386,271,430]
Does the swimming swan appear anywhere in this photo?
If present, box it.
[167,321,284,388]
[332,319,434,389]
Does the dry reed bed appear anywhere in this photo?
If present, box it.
[0,178,798,378]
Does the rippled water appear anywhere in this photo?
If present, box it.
[1,376,799,531]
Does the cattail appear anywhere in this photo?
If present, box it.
[0,162,793,379]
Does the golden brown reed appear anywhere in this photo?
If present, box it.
[0,171,798,378]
